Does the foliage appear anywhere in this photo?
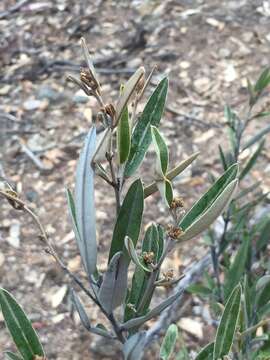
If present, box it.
[0,39,269,360]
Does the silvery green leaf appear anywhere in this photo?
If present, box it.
[75,126,97,276]
[144,152,199,199]
[0,288,45,360]
[123,331,146,360]
[125,236,152,272]
[179,179,238,242]
[151,125,169,176]
[124,78,168,177]
[156,179,173,207]
[160,324,178,360]
[89,325,114,339]
[180,163,238,231]
[214,284,241,360]
[121,288,184,330]
[256,275,270,292]
[254,67,270,93]
[71,289,91,330]
[115,67,145,126]
[98,252,128,314]
[93,128,111,163]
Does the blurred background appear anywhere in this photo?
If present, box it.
[1,0,270,358]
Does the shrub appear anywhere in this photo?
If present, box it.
[0,39,269,359]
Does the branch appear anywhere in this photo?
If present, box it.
[144,253,211,347]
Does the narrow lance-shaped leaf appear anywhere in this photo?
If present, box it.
[254,67,270,93]
[98,252,128,314]
[179,179,238,242]
[151,125,169,176]
[0,288,45,360]
[115,67,145,126]
[240,139,265,180]
[117,105,130,164]
[180,163,238,231]
[213,284,242,360]
[75,126,97,276]
[121,287,184,330]
[124,78,168,177]
[195,342,214,360]
[144,151,199,199]
[71,289,91,330]
[242,124,270,150]
[224,235,251,300]
[108,179,144,261]
[4,352,23,360]
[160,324,179,360]
[125,236,152,272]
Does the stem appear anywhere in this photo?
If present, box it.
[0,191,125,343]
[137,238,174,313]
[240,318,270,338]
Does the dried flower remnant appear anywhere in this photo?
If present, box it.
[142,251,155,264]
[167,225,184,240]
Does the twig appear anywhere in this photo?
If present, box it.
[20,142,52,173]
[144,253,211,347]
[0,0,31,19]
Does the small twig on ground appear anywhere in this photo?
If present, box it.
[0,0,31,19]
[20,142,53,173]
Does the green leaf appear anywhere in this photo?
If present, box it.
[179,179,238,242]
[124,78,168,177]
[256,218,270,252]
[195,342,214,360]
[242,124,270,150]
[160,324,178,360]
[254,67,270,93]
[108,179,144,261]
[0,288,45,360]
[224,236,251,300]
[66,188,82,253]
[142,223,159,262]
[4,352,23,360]
[151,126,169,176]
[251,111,270,119]
[213,284,242,360]
[144,152,199,199]
[218,145,228,170]
[75,126,97,276]
[179,163,238,231]
[115,67,145,126]
[240,139,265,180]
[117,105,130,164]
[98,252,128,313]
[125,236,152,272]
[157,224,165,260]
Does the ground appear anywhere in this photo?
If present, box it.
[0,0,270,359]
